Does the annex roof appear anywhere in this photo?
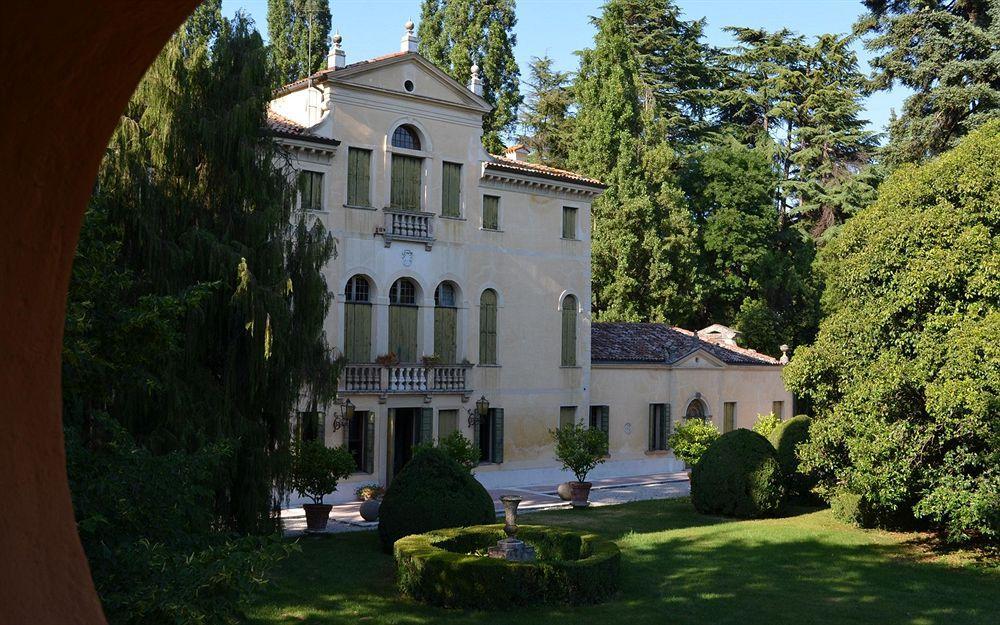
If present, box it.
[591,322,780,366]
[266,110,341,147]
[484,156,606,190]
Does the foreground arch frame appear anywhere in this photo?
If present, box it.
[1,2,199,622]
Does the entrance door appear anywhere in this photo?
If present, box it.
[387,407,433,480]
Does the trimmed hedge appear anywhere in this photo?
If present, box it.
[767,415,816,496]
[395,524,621,609]
[378,447,494,552]
[691,429,785,518]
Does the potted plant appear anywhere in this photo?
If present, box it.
[420,353,441,367]
[667,418,721,477]
[291,440,356,531]
[550,421,609,507]
[375,352,398,367]
[354,483,385,522]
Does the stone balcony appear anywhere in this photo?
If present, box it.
[340,363,472,403]
[381,208,435,250]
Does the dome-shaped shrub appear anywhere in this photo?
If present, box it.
[768,415,815,496]
[691,429,784,518]
[378,447,494,552]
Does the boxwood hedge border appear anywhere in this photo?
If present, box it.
[394,524,621,609]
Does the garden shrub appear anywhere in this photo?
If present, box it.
[691,429,785,518]
[752,412,782,438]
[394,524,621,608]
[767,415,816,496]
[668,418,720,466]
[378,447,494,552]
[413,430,481,472]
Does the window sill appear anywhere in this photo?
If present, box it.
[560,236,580,241]
[560,365,581,369]
[439,215,465,221]
[344,204,376,211]
[477,363,501,368]
[480,227,503,233]
[305,208,329,214]
[644,450,670,457]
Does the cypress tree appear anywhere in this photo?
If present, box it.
[267,0,332,86]
[66,3,338,533]
[518,55,573,168]
[857,0,1000,165]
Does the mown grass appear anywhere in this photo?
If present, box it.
[248,498,998,625]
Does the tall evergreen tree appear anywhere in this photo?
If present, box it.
[66,3,338,534]
[857,0,1000,166]
[418,0,521,152]
[518,55,574,168]
[267,0,332,86]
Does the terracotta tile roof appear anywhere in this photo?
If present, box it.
[484,156,606,189]
[266,110,341,147]
[591,322,780,366]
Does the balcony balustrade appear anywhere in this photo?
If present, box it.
[382,209,435,250]
[340,362,472,402]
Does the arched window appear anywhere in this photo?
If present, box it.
[686,398,707,420]
[344,275,372,362]
[388,278,418,362]
[560,294,577,367]
[434,282,458,363]
[479,289,498,365]
[391,124,421,150]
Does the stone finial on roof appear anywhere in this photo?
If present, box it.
[328,32,345,69]
[469,63,483,96]
[779,344,790,365]
[401,19,418,52]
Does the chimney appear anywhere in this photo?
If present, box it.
[697,324,741,347]
[503,144,530,162]
[401,20,418,53]
[469,63,483,96]
[328,32,345,69]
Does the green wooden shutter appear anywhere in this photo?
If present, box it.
[434,306,456,363]
[648,405,656,451]
[659,404,669,451]
[492,408,504,463]
[482,195,499,229]
[442,162,461,217]
[479,290,497,364]
[600,406,609,434]
[390,154,404,208]
[347,148,371,207]
[420,407,434,444]
[392,155,421,210]
[561,297,577,366]
[473,416,482,462]
[344,303,372,362]
[389,304,417,362]
[364,412,375,474]
[562,206,576,239]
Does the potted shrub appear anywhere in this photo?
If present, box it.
[354,483,385,522]
[420,353,441,367]
[550,422,609,507]
[375,352,398,367]
[667,419,721,477]
[291,440,356,531]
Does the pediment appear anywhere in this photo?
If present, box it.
[329,53,491,113]
[673,349,726,369]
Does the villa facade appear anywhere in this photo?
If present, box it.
[269,25,792,501]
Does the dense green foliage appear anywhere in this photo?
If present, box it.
[267,0,332,86]
[251,499,999,625]
[290,440,356,504]
[518,55,574,167]
[414,430,482,472]
[550,422,610,482]
[767,415,815,496]
[691,429,785,518]
[378,447,495,551]
[394,524,621,608]
[784,122,1000,542]
[667,418,720,466]
[418,0,521,152]
[752,412,782,438]
[857,0,1000,166]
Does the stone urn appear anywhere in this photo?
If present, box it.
[569,481,593,508]
[302,503,333,531]
[359,498,381,522]
[556,482,573,501]
[487,495,536,561]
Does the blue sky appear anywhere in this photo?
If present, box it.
[221,0,908,135]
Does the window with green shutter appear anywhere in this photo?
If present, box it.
[479,289,498,364]
[346,147,371,207]
[561,294,577,366]
[562,205,577,239]
[589,405,610,435]
[724,402,737,433]
[475,407,504,463]
[441,162,461,217]
[559,406,577,428]
[347,411,374,473]
[648,403,670,451]
[438,409,458,438]
[390,154,422,210]
[772,401,784,420]
[482,194,500,230]
[344,275,372,362]
[295,408,324,442]
[389,278,418,362]
[298,170,323,211]
[433,282,457,363]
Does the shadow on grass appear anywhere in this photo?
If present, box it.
[250,500,999,625]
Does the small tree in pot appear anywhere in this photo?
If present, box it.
[550,421,609,507]
[291,440,356,531]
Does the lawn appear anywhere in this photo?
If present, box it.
[249,499,998,625]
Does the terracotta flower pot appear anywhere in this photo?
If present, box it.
[303,503,333,531]
[556,482,573,501]
[359,498,381,522]
[569,481,592,508]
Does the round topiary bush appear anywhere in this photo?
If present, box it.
[767,415,816,496]
[691,429,785,518]
[394,524,620,608]
[378,447,494,552]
